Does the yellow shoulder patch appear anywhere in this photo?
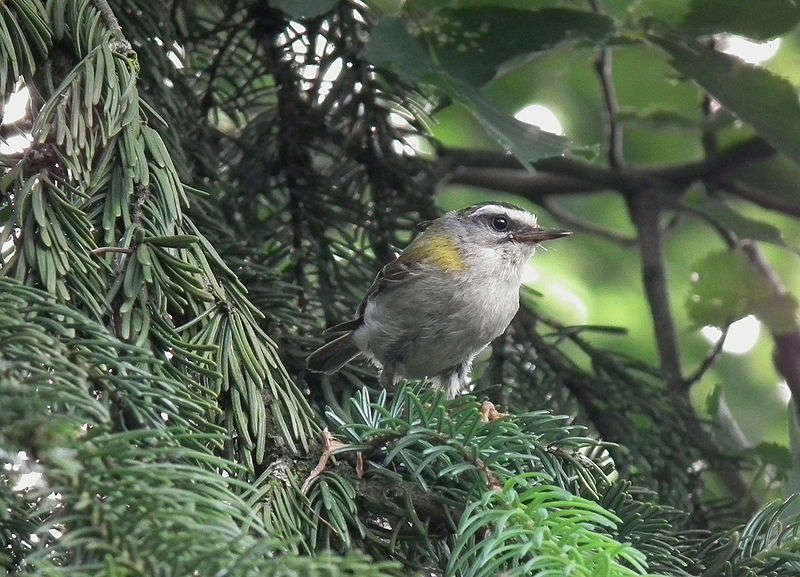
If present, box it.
[402,234,466,272]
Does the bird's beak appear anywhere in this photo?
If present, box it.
[514,227,572,244]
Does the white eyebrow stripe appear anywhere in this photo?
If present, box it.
[469,205,538,227]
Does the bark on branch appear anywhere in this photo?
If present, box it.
[442,138,776,199]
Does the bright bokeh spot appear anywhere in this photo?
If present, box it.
[403,134,434,157]
[514,104,564,135]
[549,282,589,322]
[321,57,343,82]
[701,314,761,355]
[776,380,792,404]
[0,133,32,154]
[167,50,184,69]
[523,264,588,323]
[13,471,43,491]
[1,227,14,265]
[717,35,781,65]
[3,84,30,125]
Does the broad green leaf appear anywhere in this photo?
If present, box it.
[686,249,771,327]
[754,292,800,336]
[629,0,693,27]
[442,75,567,166]
[683,0,800,40]
[747,442,793,471]
[648,29,800,165]
[425,8,614,85]
[272,0,338,19]
[705,384,722,418]
[362,17,434,83]
[363,17,566,165]
[617,107,699,130]
[729,155,800,214]
[686,193,789,248]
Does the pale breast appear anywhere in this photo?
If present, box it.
[353,268,521,378]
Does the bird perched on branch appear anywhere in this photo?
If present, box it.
[306,202,570,397]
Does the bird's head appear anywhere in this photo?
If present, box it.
[438,202,571,270]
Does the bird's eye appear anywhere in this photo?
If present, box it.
[491,216,508,232]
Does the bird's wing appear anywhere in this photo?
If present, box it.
[322,318,365,335]
[355,233,465,317]
[355,252,424,318]
[319,248,425,334]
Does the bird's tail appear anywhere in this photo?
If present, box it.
[306,332,360,374]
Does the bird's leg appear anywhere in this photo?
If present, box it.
[438,362,471,399]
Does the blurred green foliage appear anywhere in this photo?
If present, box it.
[424,1,800,451]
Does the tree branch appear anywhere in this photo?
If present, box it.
[715,178,800,218]
[589,0,623,169]
[683,325,729,389]
[92,0,123,36]
[627,193,683,390]
[741,242,800,416]
[446,166,603,197]
[651,138,775,186]
[775,332,800,413]
[628,190,752,504]
[441,138,776,200]
[698,84,800,418]
[596,47,623,169]
[91,0,130,51]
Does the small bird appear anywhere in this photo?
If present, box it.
[306,202,570,397]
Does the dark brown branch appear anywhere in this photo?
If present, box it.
[775,332,800,413]
[683,325,729,388]
[716,178,800,218]
[446,166,603,197]
[201,20,241,112]
[683,394,754,505]
[628,192,752,503]
[741,242,800,416]
[437,148,521,169]
[441,138,775,198]
[650,138,775,186]
[91,0,131,51]
[536,156,630,188]
[541,197,637,245]
[698,83,800,417]
[522,308,753,508]
[742,242,785,291]
[596,47,623,169]
[627,193,683,390]
[92,0,123,37]
[589,0,623,169]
